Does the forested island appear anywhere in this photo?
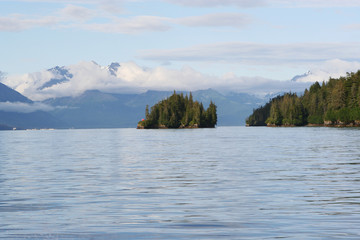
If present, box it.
[137,91,217,129]
[247,70,360,127]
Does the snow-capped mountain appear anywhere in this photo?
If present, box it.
[4,61,200,101]
[107,62,121,76]
[38,66,73,90]
[290,59,360,83]
[290,70,332,83]
[3,60,312,102]
[3,61,138,101]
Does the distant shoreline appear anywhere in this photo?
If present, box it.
[137,123,215,129]
[247,123,360,128]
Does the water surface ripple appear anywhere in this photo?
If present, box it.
[1,127,360,239]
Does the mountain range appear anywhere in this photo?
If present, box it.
[0,82,266,129]
[0,61,316,129]
[43,89,265,128]
[0,82,65,129]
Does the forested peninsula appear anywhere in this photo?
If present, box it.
[137,91,217,129]
[246,70,360,127]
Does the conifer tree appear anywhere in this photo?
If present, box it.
[247,70,360,126]
[138,91,217,128]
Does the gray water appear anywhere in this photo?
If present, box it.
[1,127,360,239]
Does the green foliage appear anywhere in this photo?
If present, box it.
[307,114,323,124]
[138,91,217,128]
[350,107,360,121]
[247,70,360,126]
[248,94,307,126]
[324,109,337,122]
[246,101,271,126]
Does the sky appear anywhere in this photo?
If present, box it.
[1,0,360,100]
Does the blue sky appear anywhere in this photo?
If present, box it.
[1,0,360,85]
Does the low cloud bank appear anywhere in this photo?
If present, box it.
[0,102,54,113]
[2,59,359,101]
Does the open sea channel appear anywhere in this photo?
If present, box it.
[1,126,360,239]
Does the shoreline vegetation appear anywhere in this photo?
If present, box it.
[137,91,217,129]
[246,70,360,127]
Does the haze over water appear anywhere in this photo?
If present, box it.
[1,127,360,239]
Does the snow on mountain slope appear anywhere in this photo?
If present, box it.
[291,59,360,83]
[4,61,216,101]
[3,60,316,101]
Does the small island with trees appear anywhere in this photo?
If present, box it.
[137,91,217,129]
[246,70,360,127]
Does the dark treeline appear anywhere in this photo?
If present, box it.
[138,91,217,129]
[247,70,360,126]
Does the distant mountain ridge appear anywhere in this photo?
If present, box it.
[0,76,271,129]
[1,61,288,129]
[0,82,66,129]
[3,61,313,103]
[0,82,32,103]
[44,89,265,128]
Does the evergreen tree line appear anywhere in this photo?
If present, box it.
[246,70,360,126]
[138,91,217,128]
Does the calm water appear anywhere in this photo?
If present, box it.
[1,127,360,239]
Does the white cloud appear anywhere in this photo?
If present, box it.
[4,61,313,101]
[164,0,266,7]
[0,14,58,31]
[0,3,119,32]
[80,13,252,33]
[139,42,360,65]
[0,102,54,113]
[176,13,252,28]
[59,4,95,21]
[1,0,360,8]
[271,0,360,8]
[81,16,171,34]
[4,59,358,102]
[164,0,360,8]
[0,1,253,33]
[99,0,125,14]
[293,59,360,83]
[0,0,104,3]
[0,0,260,6]
[0,4,95,32]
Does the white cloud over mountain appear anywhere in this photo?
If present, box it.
[3,59,359,102]
[4,61,221,100]
[1,61,314,101]
[292,59,360,83]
